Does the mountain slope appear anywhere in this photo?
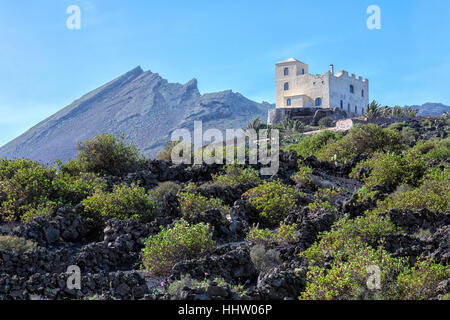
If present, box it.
[0,67,270,163]
[412,102,449,116]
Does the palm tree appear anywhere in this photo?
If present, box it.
[402,106,419,118]
[365,100,382,119]
[392,105,403,117]
[380,106,392,118]
[281,118,304,133]
[248,117,262,131]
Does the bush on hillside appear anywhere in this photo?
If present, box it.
[300,246,448,300]
[300,212,400,267]
[211,165,262,187]
[0,158,56,222]
[400,126,419,145]
[149,181,181,203]
[82,184,157,221]
[298,211,447,300]
[142,220,215,275]
[410,137,450,160]
[299,244,405,300]
[53,171,107,206]
[318,117,333,128]
[0,158,107,222]
[291,166,315,187]
[0,235,38,253]
[376,168,449,213]
[396,258,450,300]
[76,133,145,176]
[306,188,344,213]
[350,151,427,191]
[284,130,343,158]
[178,183,229,218]
[317,124,405,163]
[245,223,298,246]
[242,179,301,224]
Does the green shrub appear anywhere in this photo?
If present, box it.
[56,158,84,176]
[246,226,275,245]
[396,258,450,300]
[300,212,400,267]
[157,139,192,162]
[306,188,343,213]
[142,220,215,275]
[149,181,181,203]
[82,184,157,221]
[291,166,314,187]
[53,171,107,206]
[410,137,450,160]
[422,119,433,127]
[165,274,247,297]
[166,274,201,297]
[400,127,419,145]
[299,244,405,300]
[376,168,449,213]
[0,158,56,221]
[211,165,261,187]
[387,121,408,131]
[20,203,56,223]
[297,210,448,300]
[242,179,301,224]
[178,183,229,218]
[0,235,38,253]
[317,124,405,163]
[350,152,427,191]
[276,222,298,244]
[297,212,416,300]
[307,199,337,212]
[0,158,107,222]
[318,117,333,128]
[284,130,342,158]
[250,244,282,272]
[246,223,298,246]
[76,133,145,176]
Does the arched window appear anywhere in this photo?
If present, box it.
[355,106,358,113]
[284,82,289,91]
[348,103,350,112]
[302,68,305,75]
[340,100,343,109]
[350,85,354,94]
[315,98,322,106]
[284,67,289,76]
[286,98,291,106]
[361,89,364,97]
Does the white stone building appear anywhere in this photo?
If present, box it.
[275,58,369,115]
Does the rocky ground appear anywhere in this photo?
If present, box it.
[0,116,448,300]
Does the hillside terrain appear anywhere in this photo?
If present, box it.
[0,115,448,300]
[413,103,450,116]
[0,67,271,164]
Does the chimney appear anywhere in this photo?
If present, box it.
[329,64,334,75]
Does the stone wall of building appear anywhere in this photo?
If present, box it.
[329,71,369,115]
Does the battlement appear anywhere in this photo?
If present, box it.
[334,70,368,83]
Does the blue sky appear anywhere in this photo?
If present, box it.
[1,0,450,146]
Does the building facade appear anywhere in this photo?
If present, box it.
[275,58,369,115]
